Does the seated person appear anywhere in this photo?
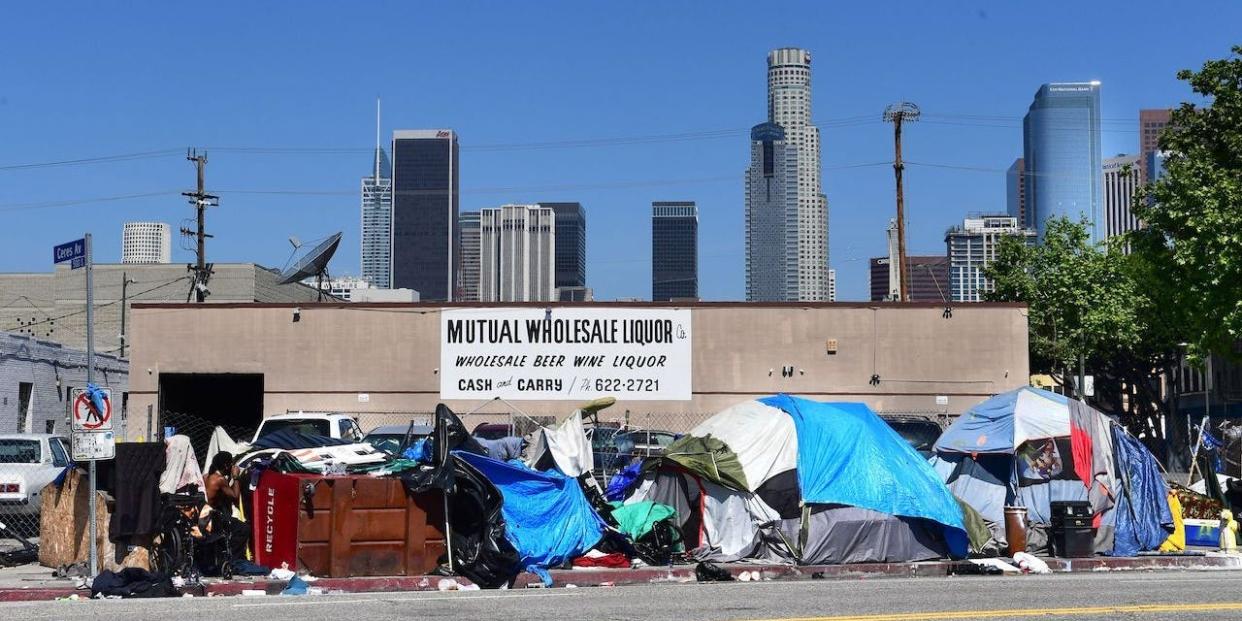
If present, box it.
[202,452,249,559]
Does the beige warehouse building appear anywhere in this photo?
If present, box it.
[125,302,1029,437]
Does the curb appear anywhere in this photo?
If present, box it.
[9,555,1241,602]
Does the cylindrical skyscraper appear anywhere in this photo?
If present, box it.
[765,48,828,301]
[121,222,171,264]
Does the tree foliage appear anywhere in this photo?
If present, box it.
[1132,45,1242,362]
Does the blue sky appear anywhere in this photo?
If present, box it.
[1,2,1238,301]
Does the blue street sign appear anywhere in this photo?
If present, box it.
[54,238,86,269]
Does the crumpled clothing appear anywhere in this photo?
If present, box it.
[159,435,205,496]
[90,568,176,599]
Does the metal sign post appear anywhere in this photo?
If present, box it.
[55,234,100,577]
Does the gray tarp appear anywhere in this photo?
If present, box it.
[783,505,948,564]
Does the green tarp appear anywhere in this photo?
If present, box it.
[609,500,677,540]
[659,435,749,491]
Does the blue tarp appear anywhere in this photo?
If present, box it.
[456,451,605,585]
[1108,426,1173,556]
[605,460,643,502]
[934,387,1069,454]
[759,395,968,558]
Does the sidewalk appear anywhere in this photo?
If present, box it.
[2,554,1239,602]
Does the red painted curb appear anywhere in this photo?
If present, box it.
[2,555,1238,601]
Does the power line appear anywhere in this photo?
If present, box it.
[0,191,180,213]
[0,149,182,172]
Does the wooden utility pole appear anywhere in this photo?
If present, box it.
[884,102,920,302]
[181,149,217,302]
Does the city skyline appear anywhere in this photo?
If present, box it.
[2,3,1236,301]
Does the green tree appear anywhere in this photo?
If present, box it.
[1132,45,1242,362]
[985,218,1176,440]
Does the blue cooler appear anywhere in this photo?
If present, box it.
[1184,518,1220,548]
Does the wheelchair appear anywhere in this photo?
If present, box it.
[150,489,242,581]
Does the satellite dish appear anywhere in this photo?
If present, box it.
[278,232,342,286]
[288,235,302,250]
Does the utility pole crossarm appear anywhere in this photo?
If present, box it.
[183,149,217,303]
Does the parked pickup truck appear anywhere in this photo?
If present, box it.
[251,413,364,444]
[0,434,71,520]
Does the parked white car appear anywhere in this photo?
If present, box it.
[251,413,364,444]
[0,434,71,518]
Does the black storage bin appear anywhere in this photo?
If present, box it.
[1051,526,1095,558]
[1049,501,1095,557]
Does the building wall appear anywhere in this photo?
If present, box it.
[1139,109,1171,184]
[458,211,481,301]
[1006,158,1026,227]
[539,203,586,290]
[745,122,798,302]
[946,216,1037,303]
[391,130,458,301]
[126,302,1030,432]
[0,332,128,436]
[870,256,950,303]
[479,205,555,302]
[652,202,698,301]
[0,263,322,354]
[1103,154,1142,245]
[360,148,392,289]
[1023,82,1103,242]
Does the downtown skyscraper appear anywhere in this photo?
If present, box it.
[479,205,556,302]
[360,101,392,289]
[745,48,829,301]
[391,129,459,300]
[1023,82,1103,242]
[651,202,698,301]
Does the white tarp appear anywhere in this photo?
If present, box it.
[1012,388,1070,447]
[542,410,595,477]
[690,400,798,491]
[202,426,250,473]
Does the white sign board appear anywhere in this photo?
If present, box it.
[440,308,692,401]
[72,430,115,461]
[70,388,112,432]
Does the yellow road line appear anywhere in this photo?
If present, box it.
[743,601,1242,621]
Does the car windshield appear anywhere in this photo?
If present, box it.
[365,433,407,454]
[473,426,513,441]
[0,440,40,464]
[258,419,331,438]
[885,421,942,454]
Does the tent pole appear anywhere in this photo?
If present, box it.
[443,489,454,574]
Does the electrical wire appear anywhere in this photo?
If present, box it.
[1,276,192,332]
[0,149,183,172]
[0,191,181,213]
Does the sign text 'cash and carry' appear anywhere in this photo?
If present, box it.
[440,308,691,400]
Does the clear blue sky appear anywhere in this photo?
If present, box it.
[1,2,1238,301]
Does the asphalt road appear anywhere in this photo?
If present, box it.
[6,571,1242,621]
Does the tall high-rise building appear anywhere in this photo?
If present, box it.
[744,122,798,301]
[457,211,481,301]
[1103,154,1142,245]
[651,202,698,301]
[391,129,459,301]
[766,48,829,300]
[1139,109,1171,184]
[946,215,1037,302]
[869,256,950,302]
[1006,158,1026,227]
[827,269,837,302]
[360,101,393,289]
[121,222,171,264]
[538,202,586,292]
[1023,82,1102,242]
[479,205,555,302]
